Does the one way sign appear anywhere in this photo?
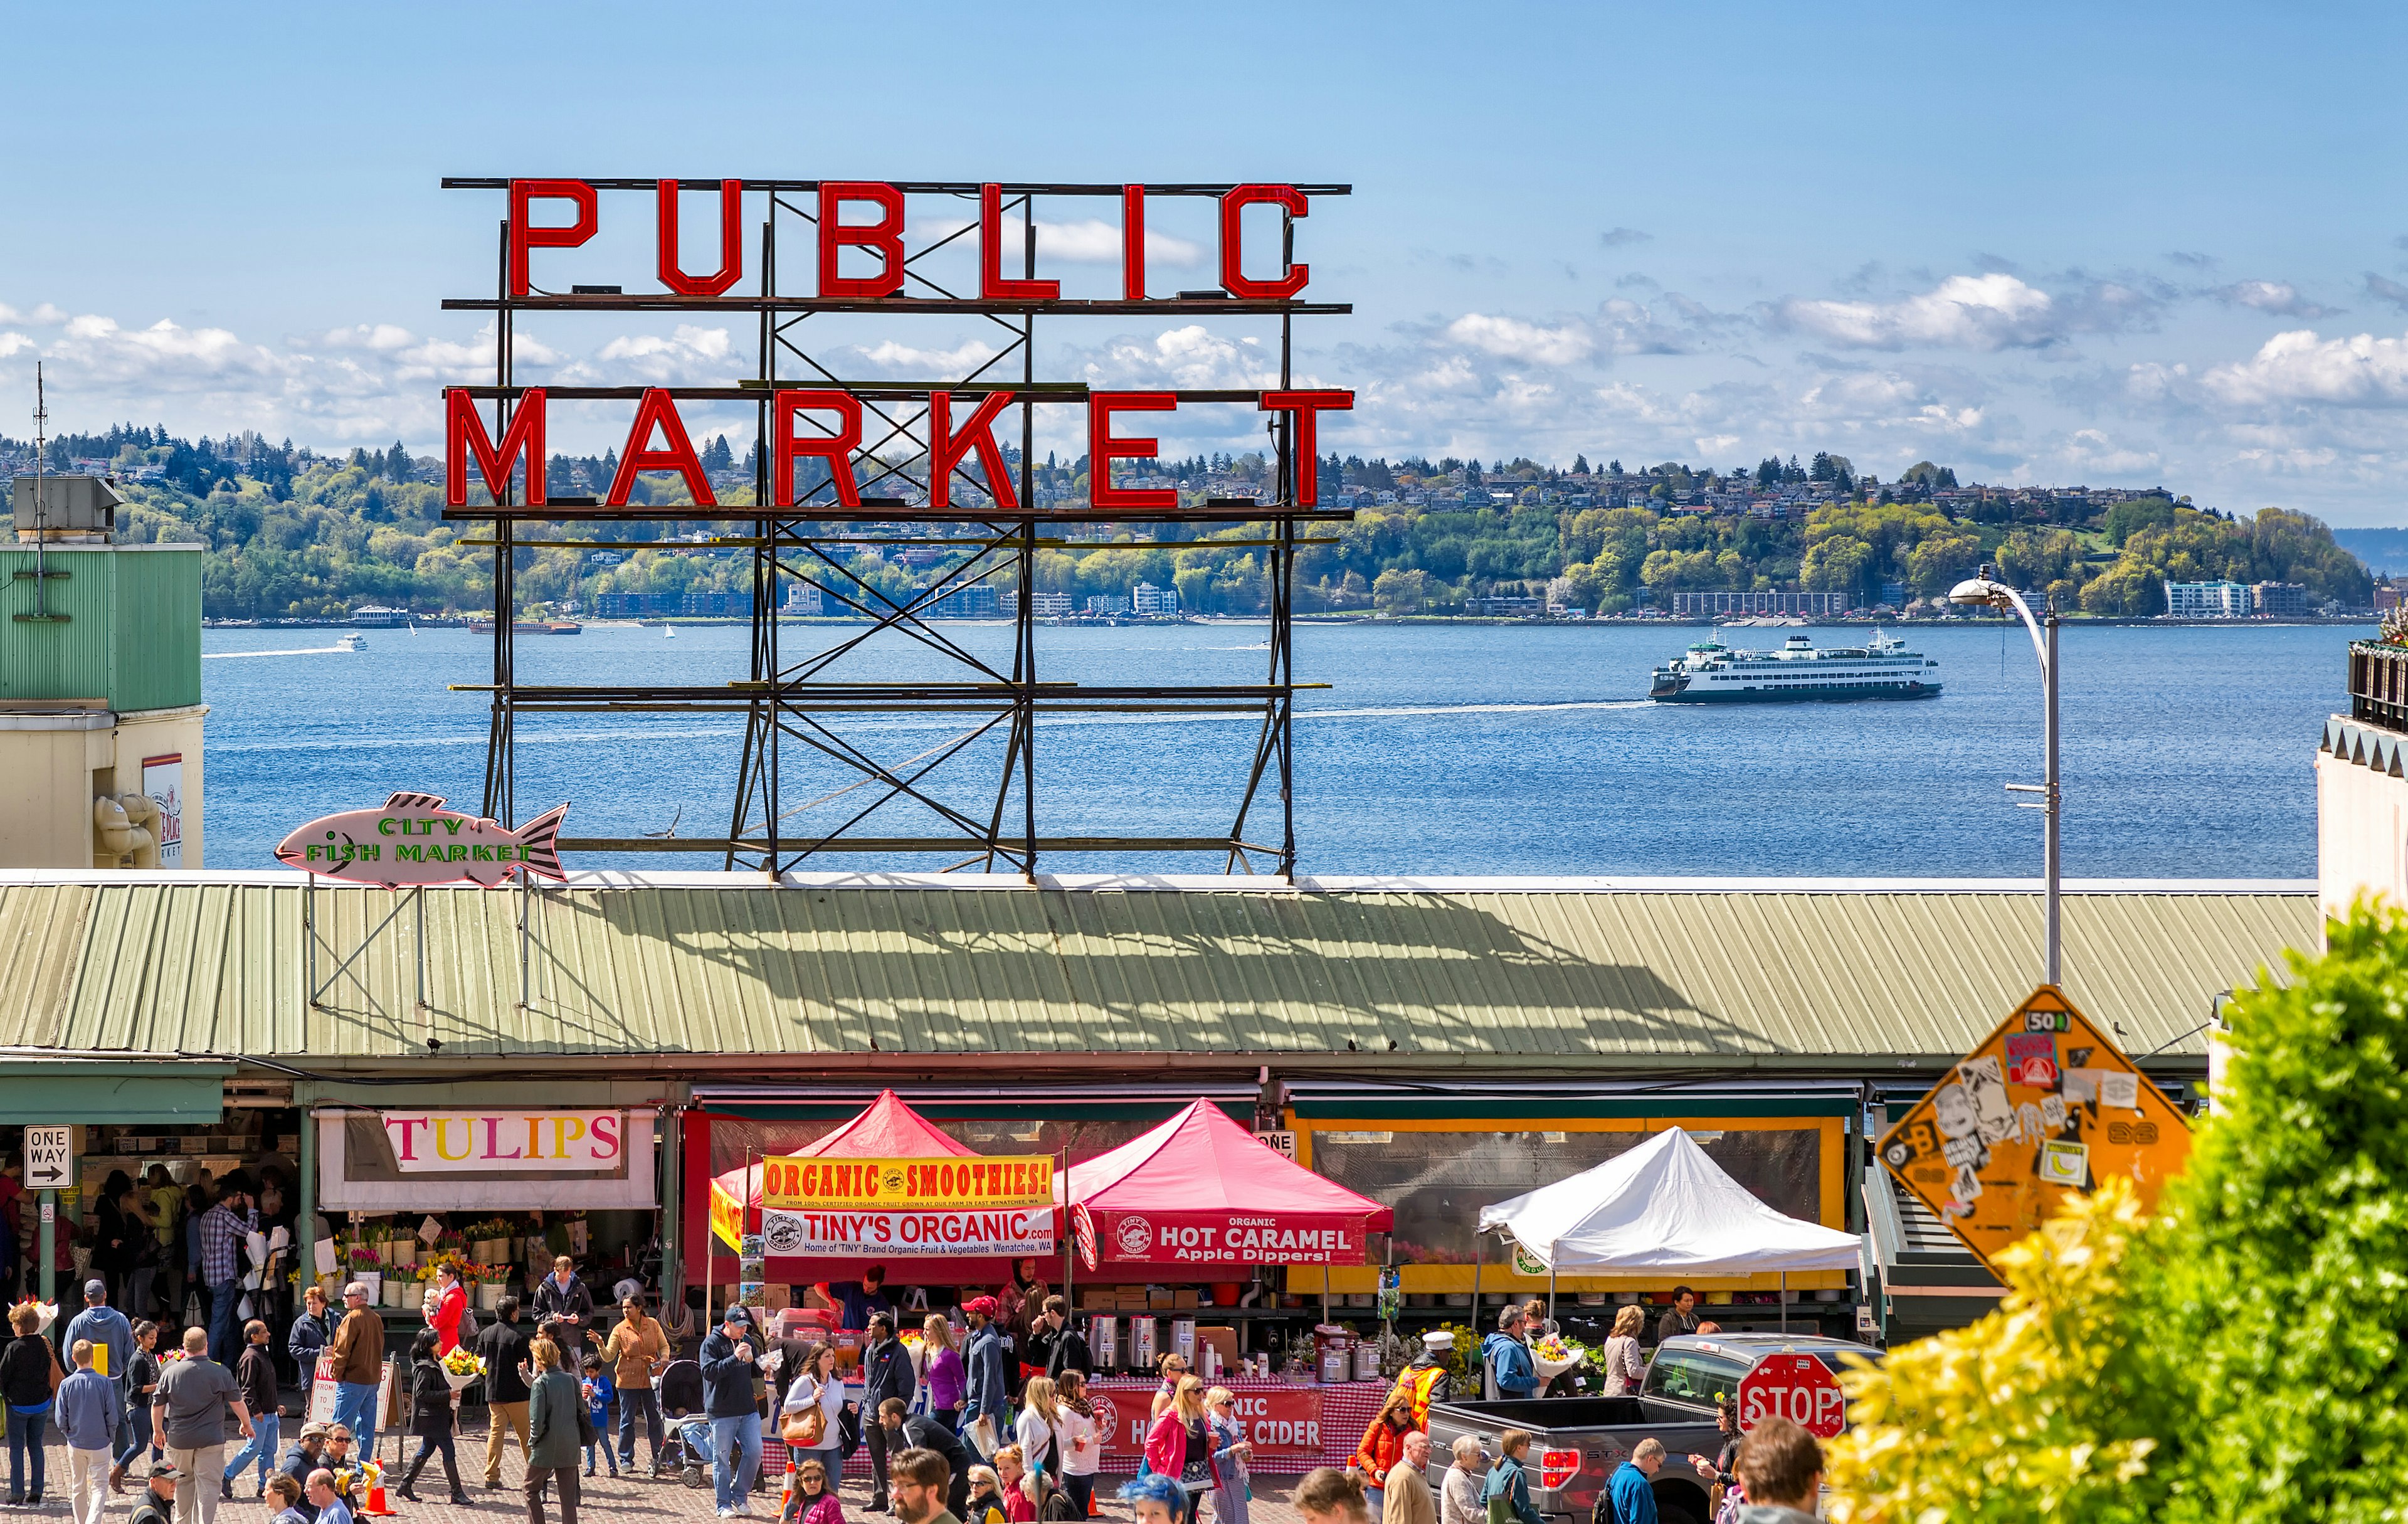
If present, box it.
[23,1127,71,1190]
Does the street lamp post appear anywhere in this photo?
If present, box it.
[1951,564,2061,987]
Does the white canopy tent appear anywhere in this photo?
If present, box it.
[1474,1126,1861,1331]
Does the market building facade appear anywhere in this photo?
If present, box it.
[0,871,2311,1357]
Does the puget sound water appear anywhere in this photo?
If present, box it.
[196,619,2356,879]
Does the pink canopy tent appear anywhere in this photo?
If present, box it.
[707,1090,1045,1285]
[1063,1099,1392,1277]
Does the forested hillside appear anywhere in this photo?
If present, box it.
[19,425,2375,618]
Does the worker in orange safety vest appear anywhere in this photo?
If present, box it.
[1393,1329,1455,1426]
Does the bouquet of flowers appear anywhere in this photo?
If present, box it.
[5,1300,56,1336]
[1531,1332,1590,1385]
[347,1246,384,1270]
[418,1249,472,1284]
[437,1347,486,1390]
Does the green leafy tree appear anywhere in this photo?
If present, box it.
[2144,900,2408,1524]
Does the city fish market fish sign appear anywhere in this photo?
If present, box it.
[729,1155,1058,1258]
[276,793,568,887]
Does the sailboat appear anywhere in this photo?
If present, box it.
[664,623,677,638]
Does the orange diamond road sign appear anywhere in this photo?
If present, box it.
[1877,985,2194,1276]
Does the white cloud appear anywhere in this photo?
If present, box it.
[852,338,1005,376]
[0,302,67,326]
[921,217,1203,267]
[1777,273,2059,351]
[1077,325,1280,390]
[2202,328,2408,408]
[2214,280,2333,319]
[1445,314,1595,366]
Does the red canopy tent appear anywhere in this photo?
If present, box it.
[1064,1099,1393,1278]
[704,1091,1046,1285]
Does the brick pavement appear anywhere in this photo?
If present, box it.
[4,1422,1309,1524]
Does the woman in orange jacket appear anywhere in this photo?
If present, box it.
[1354,1391,1416,1515]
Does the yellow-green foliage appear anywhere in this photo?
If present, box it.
[1825,1178,2162,1524]
[1829,900,2408,1523]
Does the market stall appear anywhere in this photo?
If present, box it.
[703,1089,1056,1297]
[1054,1098,1403,1466]
[1475,1125,1861,1328]
[313,1106,659,1319]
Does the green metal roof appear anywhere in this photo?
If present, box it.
[0,879,2316,1075]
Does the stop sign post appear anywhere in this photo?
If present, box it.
[1738,1352,1846,1439]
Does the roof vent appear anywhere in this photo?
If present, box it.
[14,475,120,544]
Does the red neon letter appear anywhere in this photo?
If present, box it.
[658,178,744,297]
[509,179,598,297]
[1123,184,1146,301]
[980,185,1058,303]
[1220,184,1310,300]
[1087,392,1178,512]
[1258,389,1354,507]
[445,388,547,508]
[819,181,906,299]
[607,389,717,507]
[773,389,863,508]
[928,391,1020,509]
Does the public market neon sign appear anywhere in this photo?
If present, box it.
[443,177,1352,514]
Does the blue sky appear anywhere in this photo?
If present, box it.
[6,1,2407,520]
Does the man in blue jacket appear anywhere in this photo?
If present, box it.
[858,1313,915,1512]
[1482,1307,1538,1400]
[1606,1439,1664,1524]
[958,1296,1008,1454]
[699,1306,763,1516]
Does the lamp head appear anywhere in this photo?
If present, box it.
[1950,563,2011,607]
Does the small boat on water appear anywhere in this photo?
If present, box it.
[664,623,677,638]
[1649,630,1941,703]
[337,633,366,652]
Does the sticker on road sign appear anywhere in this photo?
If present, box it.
[2037,1140,2089,1186]
[23,1127,70,1191]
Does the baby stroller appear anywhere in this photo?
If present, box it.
[656,1357,712,1489]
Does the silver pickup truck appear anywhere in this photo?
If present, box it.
[1425,1333,1869,1524]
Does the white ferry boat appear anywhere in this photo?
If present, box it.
[1648,630,1941,703]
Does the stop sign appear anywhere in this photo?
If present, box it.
[1738,1352,1847,1439]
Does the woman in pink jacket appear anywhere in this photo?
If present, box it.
[1143,1374,1221,1516]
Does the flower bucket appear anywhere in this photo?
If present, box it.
[477,1283,505,1311]
[356,1272,383,1303]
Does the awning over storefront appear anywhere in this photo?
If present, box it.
[0,1061,231,1126]
[1065,1098,1391,1274]
[1476,1125,1858,1274]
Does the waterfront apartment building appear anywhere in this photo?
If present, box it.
[1669,591,1849,616]
[2252,581,2309,617]
[1133,581,1180,615]
[2164,580,2254,618]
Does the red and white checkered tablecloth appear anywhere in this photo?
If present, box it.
[758,1379,1395,1479]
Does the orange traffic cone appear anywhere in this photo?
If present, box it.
[359,1460,400,1516]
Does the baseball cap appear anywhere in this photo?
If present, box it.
[300,1422,331,1441]
[722,1305,751,1326]
[963,1296,1000,1316]
[84,1278,106,1298]
[149,1461,182,1481]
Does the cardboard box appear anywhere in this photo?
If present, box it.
[1171,1289,1200,1310]
[1079,1288,1114,1310]
[1148,1290,1175,1310]
[1195,1325,1237,1366]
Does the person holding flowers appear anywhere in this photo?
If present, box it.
[396,1329,470,1506]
